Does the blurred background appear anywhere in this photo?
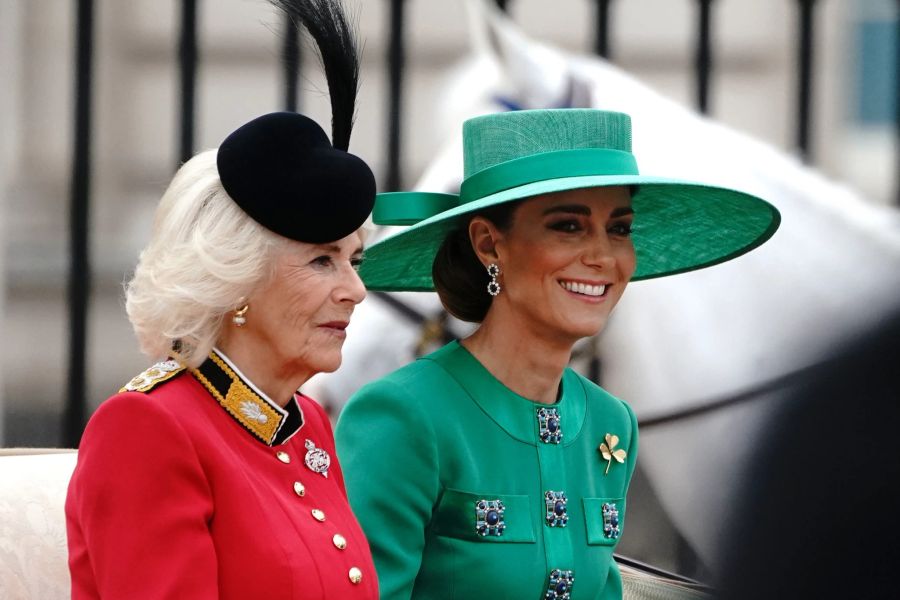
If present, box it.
[1,0,897,581]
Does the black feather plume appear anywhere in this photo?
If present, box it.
[269,0,362,151]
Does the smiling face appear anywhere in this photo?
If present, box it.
[473,186,636,344]
[229,230,366,383]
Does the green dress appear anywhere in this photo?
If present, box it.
[335,341,638,599]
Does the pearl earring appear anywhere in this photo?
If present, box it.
[232,304,249,327]
[486,263,501,297]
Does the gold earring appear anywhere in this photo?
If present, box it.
[232,304,249,327]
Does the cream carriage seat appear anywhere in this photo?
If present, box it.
[0,449,75,600]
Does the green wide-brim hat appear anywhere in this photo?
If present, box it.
[360,109,780,291]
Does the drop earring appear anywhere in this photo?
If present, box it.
[486,263,501,297]
[232,303,249,327]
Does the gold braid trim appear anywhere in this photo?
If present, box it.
[190,352,282,445]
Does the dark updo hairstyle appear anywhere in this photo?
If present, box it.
[432,202,519,323]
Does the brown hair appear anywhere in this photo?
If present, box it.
[432,202,518,322]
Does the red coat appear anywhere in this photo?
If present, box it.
[66,352,378,599]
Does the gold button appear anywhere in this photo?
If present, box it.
[332,533,347,550]
[311,508,326,522]
[348,567,362,584]
[276,451,291,464]
[293,481,305,497]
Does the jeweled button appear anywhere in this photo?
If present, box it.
[311,509,326,522]
[545,569,575,599]
[601,502,620,539]
[348,567,363,584]
[276,451,291,464]
[293,481,305,497]
[537,407,562,444]
[544,490,568,527]
[475,498,506,537]
[333,534,347,550]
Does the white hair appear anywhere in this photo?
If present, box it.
[125,149,286,367]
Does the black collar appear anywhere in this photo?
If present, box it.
[191,348,304,446]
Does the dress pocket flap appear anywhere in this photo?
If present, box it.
[433,488,536,543]
[583,497,625,546]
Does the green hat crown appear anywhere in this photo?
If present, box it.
[457,110,641,206]
[463,109,633,177]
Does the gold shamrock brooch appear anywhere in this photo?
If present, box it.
[598,433,627,474]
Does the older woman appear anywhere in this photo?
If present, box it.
[65,2,379,598]
[335,109,780,599]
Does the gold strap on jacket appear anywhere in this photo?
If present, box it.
[120,360,186,393]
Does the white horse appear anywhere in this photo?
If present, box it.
[310,0,900,576]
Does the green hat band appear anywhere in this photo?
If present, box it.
[373,148,640,226]
[460,148,638,204]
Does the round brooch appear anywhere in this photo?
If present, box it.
[304,439,331,478]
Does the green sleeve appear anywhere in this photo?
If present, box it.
[335,377,440,600]
[622,398,640,492]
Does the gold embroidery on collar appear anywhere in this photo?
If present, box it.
[191,352,283,444]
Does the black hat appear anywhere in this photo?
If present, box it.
[216,0,374,244]
[217,112,375,244]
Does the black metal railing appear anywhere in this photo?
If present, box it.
[178,0,198,166]
[594,0,615,59]
[695,0,714,114]
[61,0,898,445]
[64,0,95,448]
[796,0,818,161]
[385,0,407,191]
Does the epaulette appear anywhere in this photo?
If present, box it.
[119,359,186,393]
